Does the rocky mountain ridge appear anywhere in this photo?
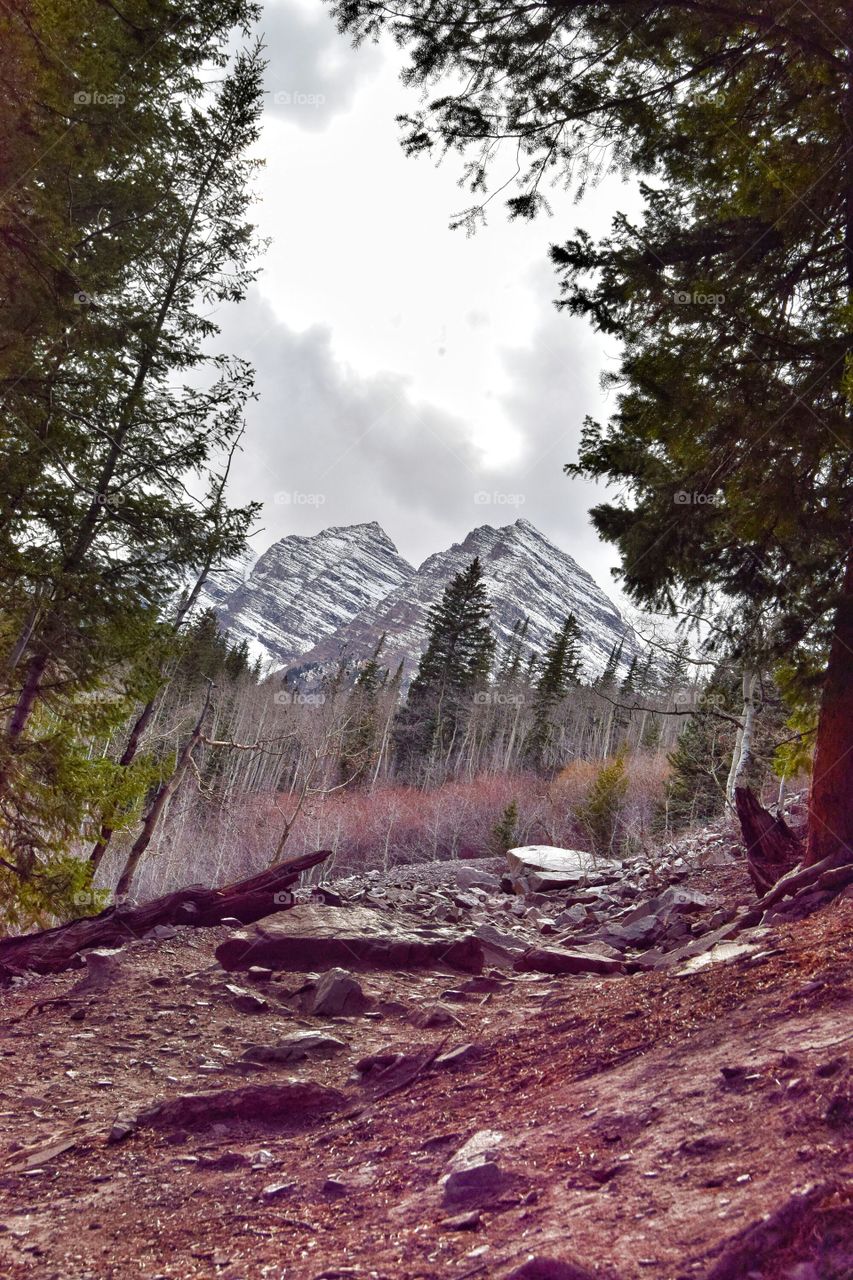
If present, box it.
[198,521,414,670]
[204,518,639,682]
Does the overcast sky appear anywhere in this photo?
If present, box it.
[215,0,643,600]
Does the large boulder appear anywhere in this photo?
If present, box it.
[506,846,620,893]
[215,904,484,974]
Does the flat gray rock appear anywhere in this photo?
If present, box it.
[506,846,620,893]
[241,1032,346,1064]
[514,946,625,976]
[109,1081,344,1140]
[215,904,484,974]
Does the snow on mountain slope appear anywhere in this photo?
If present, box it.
[202,522,415,671]
[286,518,638,684]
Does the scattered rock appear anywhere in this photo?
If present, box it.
[435,1043,488,1071]
[441,1129,514,1207]
[474,924,528,966]
[500,1257,598,1280]
[453,866,501,892]
[261,1182,296,1200]
[442,1159,509,1208]
[144,924,178,941]
[224,983,269,1014]
[513,947,624,977]
[674,940,762,975]
[70,949,123,995]
[308,967,369,1017]
[110,1081,344,1139]
[241,1031,346,1064]
[410,1003,460,1028]
[246,966,274,983]
[441,1210,481,1231]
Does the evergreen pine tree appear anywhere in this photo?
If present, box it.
[398,558,495,777]
[499,617,530,679]
[526,614,583,768]
[340,636,389,782]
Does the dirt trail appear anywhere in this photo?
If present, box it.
[0,879,851,1280]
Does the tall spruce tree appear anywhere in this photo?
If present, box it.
[526,614,582,768]
[340,636,389,783]
[332,0,853,866]
[399,558,495,777]
[0,1,262,913]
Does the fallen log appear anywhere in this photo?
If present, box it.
[0,848,330,979]
[734,786,802,895]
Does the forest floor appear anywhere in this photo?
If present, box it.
[0,850,851,1280]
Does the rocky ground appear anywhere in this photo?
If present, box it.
[0,818,851,1280]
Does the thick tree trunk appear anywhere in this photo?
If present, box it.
[0,848,330,979]
[735,785,802,895]
[806,547,853,866]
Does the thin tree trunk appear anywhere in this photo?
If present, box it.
[725,668,758,809]
[115,684,214,897]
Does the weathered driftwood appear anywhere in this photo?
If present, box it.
[734,785,802,895]
[714,851,853,947]
[0,849,330,979]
